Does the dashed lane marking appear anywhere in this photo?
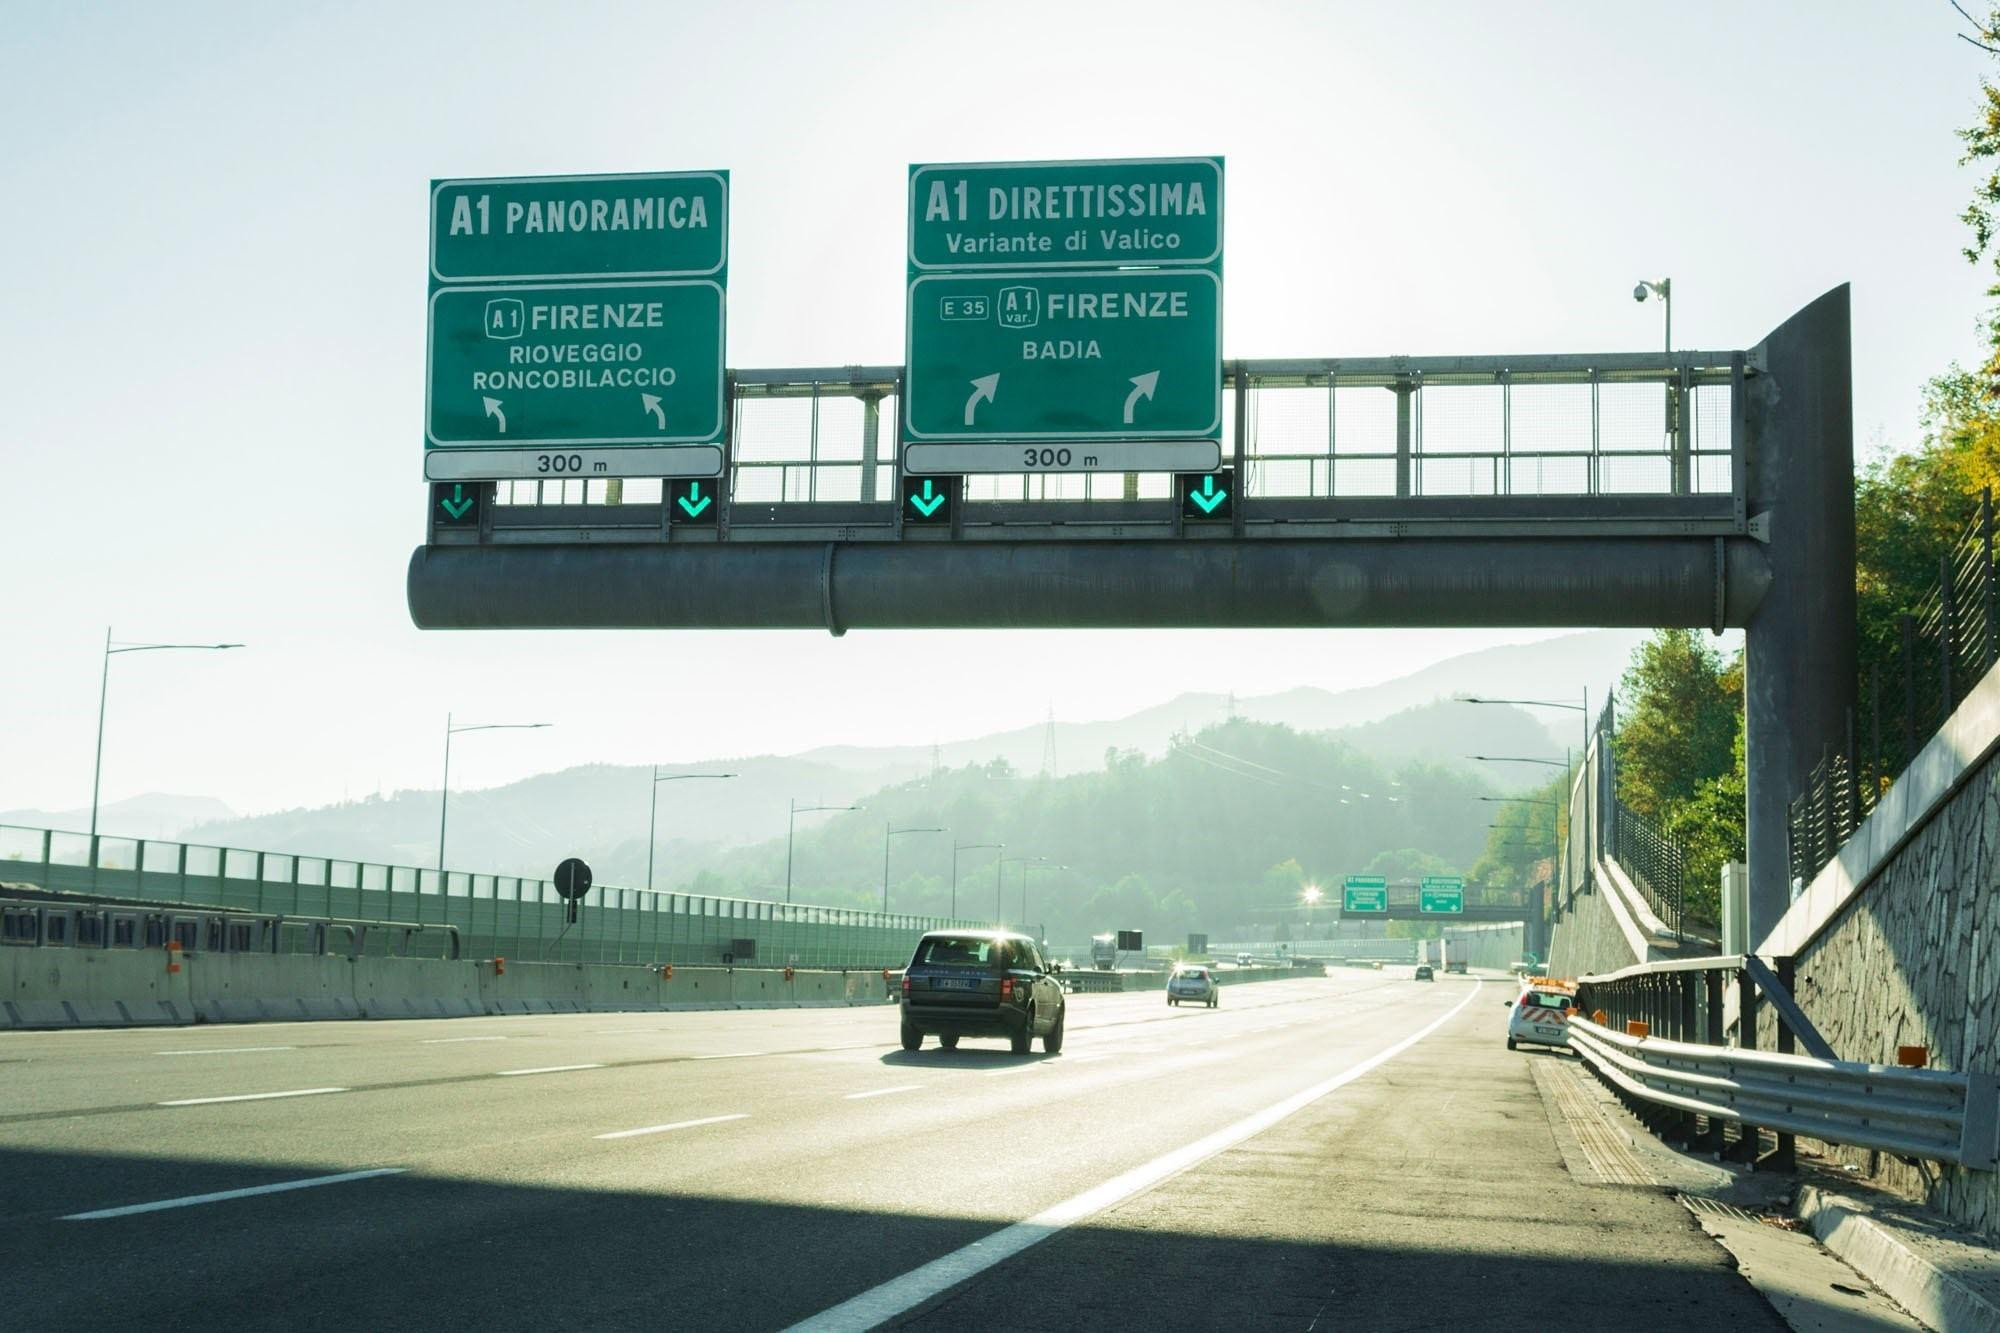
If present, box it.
[155,1046,296,1056]
[496,1064,604,1077]
[594,1114,749,1140]
[845,1085,923,1100]
[63,1168,406,1220]
[158,1088,347,1107]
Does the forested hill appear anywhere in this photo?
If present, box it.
[684,717,1498,943]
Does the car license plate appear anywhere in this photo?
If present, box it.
[1536,1026,1562,1037]
[933,977,979,991]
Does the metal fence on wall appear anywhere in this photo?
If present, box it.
[1789,489,2000,886]
[0,825,976,969]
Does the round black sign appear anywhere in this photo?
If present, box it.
[553,857,594,901]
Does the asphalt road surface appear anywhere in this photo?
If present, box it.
[0,970,1782,1330]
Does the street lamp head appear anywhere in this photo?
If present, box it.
[1633,282,1650,303]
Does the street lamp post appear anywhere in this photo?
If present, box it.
[90,630,243,841]
[882,823,946,913]
[1021,859,1065,924]
[951,840,1003,919]
[438,715,550,872]
[787,799,856,903]
[1634,278,1671,355]
[649,770,736,892]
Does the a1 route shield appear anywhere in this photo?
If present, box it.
[905,270,1220,442]
[909,157,1222,271]
[426,281,725,450]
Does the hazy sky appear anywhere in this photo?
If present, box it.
[0,1,1988,819]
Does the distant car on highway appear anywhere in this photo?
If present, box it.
[900,929,1066,1055]
[1506,981,1579,1051]
[1167,963,1219,1008]
[1445,959,1468,975]
[1413,964,1434,981]
[1235,952,1255,967]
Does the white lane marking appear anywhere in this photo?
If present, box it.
[1061,1053,1116,1064]
[844,1085,922,1101]
[980,1063,1047,1077]
[158,1087,346,1107]
[420,1036,507,1044]
[63,1168,405,1220]
[691,1051,766,1061]
[788,981,1483,1332]
[594,1114,748,1141]
[155,1046,295,1056]
[497,1064,604,1077]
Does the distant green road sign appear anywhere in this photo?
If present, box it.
[1420,877,1465,914]
[905,269,1221,442]
[426,280,725,452]
[909,158,1222,271]
[1342,876,1388,913]
[431,172,728,282]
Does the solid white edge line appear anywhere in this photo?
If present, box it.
[844,1085,922,1100]
[420,1036,507,1044]
[497,1064,604,1076]
[786,980,1484,1332]
[691,1052,766,1060]
[155,1046,296,1056]
[63,1168,405,1220]
[158,1087,347,1106]
[594,1113,750,1140]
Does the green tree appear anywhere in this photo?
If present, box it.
[1614,631,1737,821]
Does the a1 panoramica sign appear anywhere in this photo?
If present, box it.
[424,172,728,481]
[903,157,1223,472]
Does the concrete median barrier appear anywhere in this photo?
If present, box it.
[189,953,360,1023]
[475,959,586,1014]
[662,965,733,1009]
[355,956,482,1019]
[1,946,195,1028]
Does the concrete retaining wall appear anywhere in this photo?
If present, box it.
[1548,864,1642,979]
[1748,662,2000,1242]
[190,953,361,1023]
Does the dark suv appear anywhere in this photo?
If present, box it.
[899,929,1066,1055]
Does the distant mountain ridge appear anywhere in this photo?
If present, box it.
[43,630,1633,871]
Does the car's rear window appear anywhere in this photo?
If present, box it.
[914,936,1010,968]
[1524,992,1573,1009]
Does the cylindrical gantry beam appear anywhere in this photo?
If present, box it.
[409,537,1770,632]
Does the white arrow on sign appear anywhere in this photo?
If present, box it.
[482,397,507,434]
[964,373,999,427]
[1122,371,1160,425]
[641,393,666,429]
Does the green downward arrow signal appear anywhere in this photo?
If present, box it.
[1190,475,1227,514]
[678,481,712,518]
[909,479,945,517]
[440,484,474,520]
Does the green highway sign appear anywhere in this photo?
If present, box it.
[904,269,1221,442]
[1342,876,1388,913]
[431,172,727,282]
[426,280,725,452]
[910,158,1222,271]
[1178,467,1234,521]
[1420,877,1465,914]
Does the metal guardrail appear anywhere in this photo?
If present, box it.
[1577,951,2000,1172]
[1568,1015,1998,1170]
